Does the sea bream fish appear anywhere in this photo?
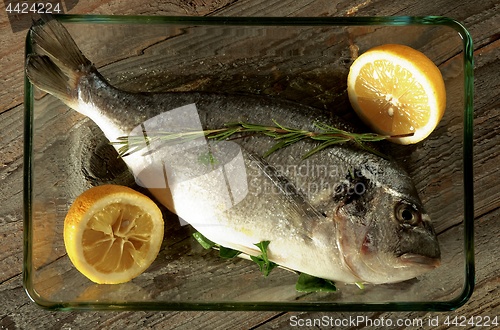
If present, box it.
[26,16,440,284]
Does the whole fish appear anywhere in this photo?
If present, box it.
[26,16,440,284]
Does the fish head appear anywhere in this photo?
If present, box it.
[333,163,441,284]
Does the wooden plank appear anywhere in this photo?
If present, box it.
[471,39,500,218]
[0,103,25,283]
[0,0,236,115]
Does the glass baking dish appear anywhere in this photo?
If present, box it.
[23,15,474,311]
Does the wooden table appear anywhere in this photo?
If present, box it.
[1,0,498,328]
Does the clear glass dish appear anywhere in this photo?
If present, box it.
[23,15,474,311]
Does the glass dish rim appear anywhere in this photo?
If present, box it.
[23,14,475,312]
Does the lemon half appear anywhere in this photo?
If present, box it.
[347,44,446,144]
[64,185,164,284]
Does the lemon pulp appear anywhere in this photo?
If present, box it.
[347,44,446,144]
[64,185,164,284]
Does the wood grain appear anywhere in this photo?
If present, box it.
[0,0,499,329]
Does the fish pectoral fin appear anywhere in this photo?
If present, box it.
[246,152,325,235]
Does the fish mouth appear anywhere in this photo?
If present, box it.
[399,253,441,268]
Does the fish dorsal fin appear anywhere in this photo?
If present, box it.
[247,153,325,236]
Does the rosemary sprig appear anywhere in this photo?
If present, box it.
[111,120,413,159]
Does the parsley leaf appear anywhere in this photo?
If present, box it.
[250,240,277,277]
[193,232,240,258]
[219,246,241,259]
[198,151,218,167]
[192,234,338,293]
[295,273,337,292]
[192,232,215,250]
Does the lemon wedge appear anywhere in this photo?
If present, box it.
[347,44,446,144]
[63,185,164,284]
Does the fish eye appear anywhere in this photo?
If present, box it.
[395,202,421,226]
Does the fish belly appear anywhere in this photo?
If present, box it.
[109,99,364,282]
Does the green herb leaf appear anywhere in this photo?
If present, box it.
[112,120,410,159]
[198,151,218,166]
[295,273,337,292]
[192,234,339,292]
[250,240,277,277]
[193,232,240,258]
[219,246,241,259]
[301,138,350,159]
[192,232,216,250]
[250,256,278,277]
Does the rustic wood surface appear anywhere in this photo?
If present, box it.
[0,0,498,329]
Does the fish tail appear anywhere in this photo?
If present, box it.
[25,15,93,107]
